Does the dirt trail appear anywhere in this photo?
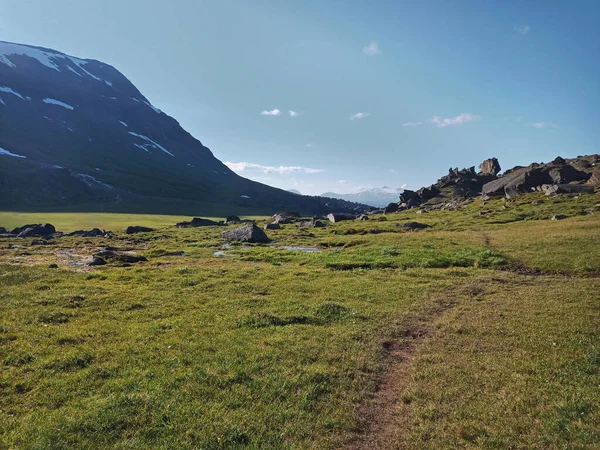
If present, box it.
[345,299,458,450]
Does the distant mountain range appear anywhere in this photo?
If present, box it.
[320,187,402,207]
[0,41,367,215]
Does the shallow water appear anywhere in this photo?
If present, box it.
[277,246,322,253]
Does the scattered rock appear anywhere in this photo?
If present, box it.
[125,226,154,234]
[396,222,432,231]
[298,219,327,228]
[327,213,356,223]
[87,257,107,266]
[176,218,222,228]
[264,223,281,230]
[111,254,148,263]
[221,223,270,243]
[0,233,18,239]
[357,214,369,220]
[66,228,110,237]
[269,212,299,224]
[551,214,567,221]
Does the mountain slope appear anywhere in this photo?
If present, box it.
[320,187,403,207]
[0,41,365,215]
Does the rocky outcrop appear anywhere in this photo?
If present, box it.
[384,203,399,214]
[221,223,270,243]
[543,184,594,196]
[225,215,242,224]
[482,157,593,199]
[264,223,281,230]
[396,222,432,231]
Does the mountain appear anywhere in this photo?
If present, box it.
[0,41,366,216]
[320,187,403,207]
[286,189,302,195]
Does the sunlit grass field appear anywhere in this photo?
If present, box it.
[1,192,599,448]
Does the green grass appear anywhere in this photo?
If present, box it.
[1,191,599,448]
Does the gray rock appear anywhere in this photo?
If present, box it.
[357,214,369,220]
[221,223,270,243]
[66,228,109,237]
[551,214,567,221]
[225,215,242,224]
[264,223,281,230]
[479,158,501,176]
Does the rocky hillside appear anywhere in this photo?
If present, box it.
[0,41,366,216]
[378,155,598,213]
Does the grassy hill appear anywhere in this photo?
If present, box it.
[1,191,599,448]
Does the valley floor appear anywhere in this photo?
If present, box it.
[1,192,599,449]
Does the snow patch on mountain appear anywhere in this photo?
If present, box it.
[42,98,74,110]
[0,147,27,158]
[0,86,26,100]
[119,120,128,127]
[0,98,4,105]
[0,41,111,86]
[75,173,114,190]
[130,97,162,114]
[129,132,174,157]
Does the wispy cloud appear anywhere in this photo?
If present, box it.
[260,108,281,116]
[288,110,300,117]
[388,169,398,174]
[514,25,531,35]
[338,180,349,184]
[363,41,382,56]
[224,161,324,175]
[531,122,557,129]
[431,113,481,128]
[304,143,313,148]
[350,112,370,121]
[401,121,422,127]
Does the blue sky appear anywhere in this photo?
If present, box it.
[1,0,598,195]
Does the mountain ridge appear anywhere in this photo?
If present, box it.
[0,41,367,215]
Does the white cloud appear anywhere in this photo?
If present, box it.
[260,108,281,116]
[363,41,381,56]
[350,112,370,121]
[304,143,313,148]
[531,122,557,129]
[401,183,408,189]
[224,161,324,175]
[338,180,349,184]
[289,110,299,117]
[515,25,531,35]
[388,169,398,174]
[401,121,422,127]
[431,113,481,128]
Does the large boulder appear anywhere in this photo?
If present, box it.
[176,218,223,228]
[298,219,327,228]
[384,203,399,214]
[479,158,501,176]
[269,211,300,224]
[221,223,270,243]
[327,213,356,223]
[125,225,154,234]
[225,215,242,224]
[13,223,56,238]
[264,223,281,230]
